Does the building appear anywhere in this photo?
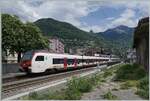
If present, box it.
[133,17,149,71]
[49,37,64,54]
[75,48,84,55]
[126,49,136,63]
[2,50,18,63]
[84,47,106,56]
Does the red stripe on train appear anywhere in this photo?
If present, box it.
[74,58,77,68]
[64,57,67,69]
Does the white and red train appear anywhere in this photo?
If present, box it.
[19,50,120,73]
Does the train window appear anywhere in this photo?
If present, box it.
[35,56,44,61]
[78,59,81,63]
[21,51,33,61]
[77,59,80,64]
[82,59,85,63]
[53,58,64,64]
[85,59,88,63]
[67,59,74,65]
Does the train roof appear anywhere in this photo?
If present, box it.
[34,52,110,59]
[25,50,119,59]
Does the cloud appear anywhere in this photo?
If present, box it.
[124,1,149,16]
[104,1,149,30]
[110,9,137,27]
[106,17,115,20]
[0,0,41,21]
[81,8,139,32]
[0,0,101,26]
[0,0,149,32]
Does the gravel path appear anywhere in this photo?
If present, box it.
[112,89,143,100]
[81,74,143,100]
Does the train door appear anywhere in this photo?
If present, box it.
[44,55,51,70]
[33,55,46,73]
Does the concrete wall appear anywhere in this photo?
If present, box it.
[2,63,20,74]
[133,17,149,71]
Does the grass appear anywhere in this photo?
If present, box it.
[21,90,64,100]
[20,64,121,100]
[120,80,139,89]
[101,79,106,82]
[115,64,146,81]
[64,77,92,100]
[114,63,149,99]
[103,91,118,100]
[103,70,113,78]
[136,75,149,99]
[21,73,104,100]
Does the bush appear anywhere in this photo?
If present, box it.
[64,77,82,99]
[78,78,92,92]
[115,64,146,81]
[114,63,149,99]
[46,90,66,100]
[26,91,65,100]
[136,75,149,99]
[103,70,113,78]
[28,92,38,100]
[65,88,81,100]
[65,74,104,100]
[90,73,103,85]
[103,91,118,100]
[64,77,93,100]
[22,72,105,100]
[67,77,92,93]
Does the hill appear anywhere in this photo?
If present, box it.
[34,18,134,57]
[34,18,107,52]
[99,25,134,44]
[96,25,134,58]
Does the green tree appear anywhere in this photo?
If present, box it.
[2,14,49,62]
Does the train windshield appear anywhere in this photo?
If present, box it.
[21,51,33,61]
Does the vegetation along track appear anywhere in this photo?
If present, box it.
[2,61,120,99]
[3,61,119,84]
[2,64,97,84]
[2,67,96,99]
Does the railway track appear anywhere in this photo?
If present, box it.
[2,61,120,99]
[2,61,119,84]
[2,64,95,84]
[2,67,96,99]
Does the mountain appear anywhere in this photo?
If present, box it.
[99,25,134,41]
[96,25,135,58]
[34,18,106,52]
[34,18,134,58]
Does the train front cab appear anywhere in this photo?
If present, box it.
[20,52,51,73]
[19,51,33,73]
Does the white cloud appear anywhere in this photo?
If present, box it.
[0,0,41,21]
[0,0,149,32]
[110,9,137,27]
[81,8,139,32]
[0,0,101,27]
[106,17,115,20]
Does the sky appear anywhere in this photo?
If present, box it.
[0,0,149,32]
